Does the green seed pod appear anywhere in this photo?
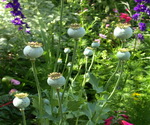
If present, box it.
[116,48,131,60]
[13,93,30,109]
[47,72,66,88]
[67,24,86,38]
[23,42,43,59]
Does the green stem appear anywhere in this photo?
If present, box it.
[57,89,63,125]
[75,117,79,125]
[88,50,95,72]
[20,109,26,125]
[95,61,123,123]
[104,60,121,90]
[61,40,78,101]
[71,65,82,87]
[54,0,64,72]
[31,60,43,123]
[62,53,69,74]
[82,56,88,87]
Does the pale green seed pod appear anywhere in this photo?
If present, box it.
[113,24,133,39]
[23,42,43,59]
[13,93,30,109]
[67,24,86,38]
[47,72,66,88]
[83,47,93,56]
[116,48,131,60]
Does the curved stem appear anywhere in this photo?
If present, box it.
[104,60,121,90]
[57,89,63,125]
[20,109,26,125]
[95,61,123,123]
[88,50,95,72]
[71,65,82,86]
[31,60,43,123]
[61,40,78,101]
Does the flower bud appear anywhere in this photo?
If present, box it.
[23,42,44,59]
[47,72,66,88]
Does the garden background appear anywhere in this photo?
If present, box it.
[0,0,150,125]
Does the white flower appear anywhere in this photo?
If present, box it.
[23,42,44,59]
[47,72,66,88]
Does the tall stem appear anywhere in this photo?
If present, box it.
[57,89,63,125]
[61,40,78,101]
[54,0,64,72]
[62,53,69,74]
[82,56,88,87]
[20,109,27,125]
[31,60,43,123]
[104,60,121,90]
[95,61,123,123]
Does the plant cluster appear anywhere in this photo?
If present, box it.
[0,0,150,125]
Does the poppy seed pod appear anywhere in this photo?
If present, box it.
[67,24,86,38]
[64,48,71,54]
[57,58,62,64]
[67,62,72,67]
[91,41,100,48]
[47,72,66,88]
[23,42,43,59]
[114,23,133,39]
[116,48,131,60]
[83,47,93,56]
[13,93,30,109]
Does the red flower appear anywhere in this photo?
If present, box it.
[119,120,134,125]
[104,116,114,125]
[125,17,132,23]
[119,13,132,23]
[120,13,129,19]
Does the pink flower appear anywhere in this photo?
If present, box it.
[9,89,18,95]
[104,116,114,125]
[106,24,110,28]
[10,79,20,85]
[113,8,118,13]
[94,39,100,43]
[99,34,107,39]
[120,120,134,125]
